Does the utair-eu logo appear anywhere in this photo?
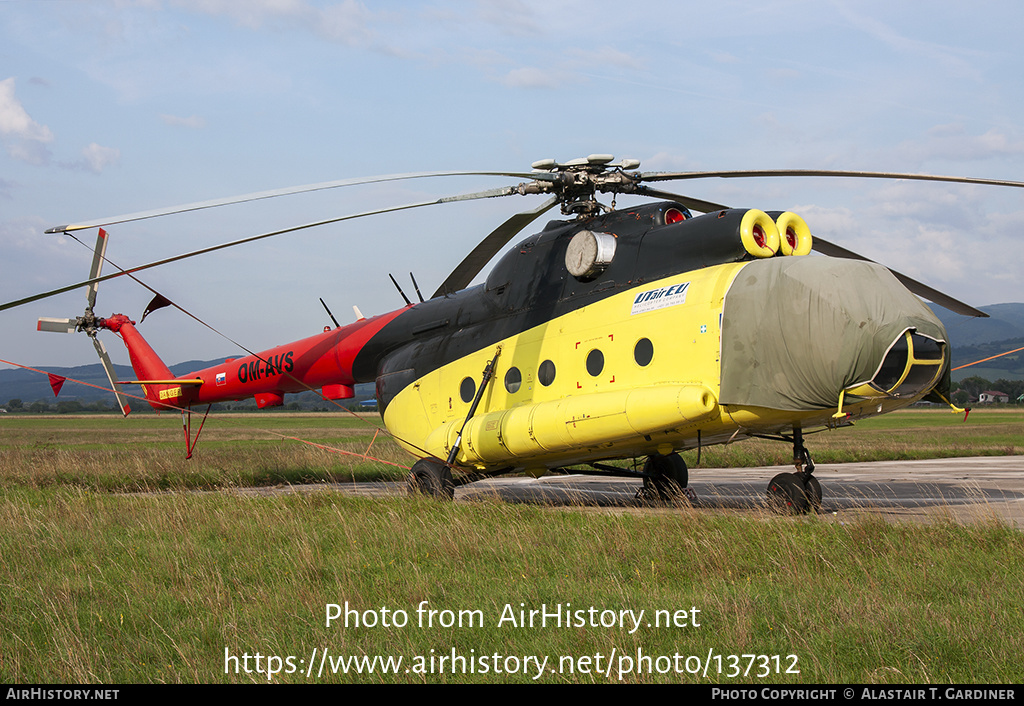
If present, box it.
[630,281,690,315]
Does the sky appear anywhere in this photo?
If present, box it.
[1,0,1023,371]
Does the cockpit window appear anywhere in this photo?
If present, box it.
[868,330,946,398]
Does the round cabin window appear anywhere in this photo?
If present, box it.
[634,338,654,366]
[504,367,522,394]
[459,376,476,403]
[538,360,556,387]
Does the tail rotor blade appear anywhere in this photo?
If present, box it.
[37,317,78,333]
[86,229,109,310]
[91,336,132,416]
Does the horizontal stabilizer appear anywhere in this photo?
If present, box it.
[122,379,204,386]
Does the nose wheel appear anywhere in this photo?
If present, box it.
[408,457,456,500]
[766,429,822,514]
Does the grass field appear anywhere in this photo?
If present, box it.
[1,408,1022,683]
[1,407,1020,491]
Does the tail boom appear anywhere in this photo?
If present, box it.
[104,308,407,411]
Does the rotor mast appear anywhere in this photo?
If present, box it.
[516,154,643,218]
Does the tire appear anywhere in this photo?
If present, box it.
[767,472,810,515]
[407,458,455,500]
[804,474,822,513]
[642,452,689,501]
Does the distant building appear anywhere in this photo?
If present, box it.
[978,390,1010,404]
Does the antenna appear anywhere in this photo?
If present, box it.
[388,273,412,306]
[319,297,341,328]
[410,272,424,303]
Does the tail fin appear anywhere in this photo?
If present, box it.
[101,314,178,411]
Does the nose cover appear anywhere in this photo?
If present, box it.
[719,257,950,411]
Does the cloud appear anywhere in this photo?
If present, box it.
[171,0,309,29]
[896,124,1024,164]
[81,143,121,173]
[0,77,55,165]
[641,151,699,172]
[709,51,741,65]
[60,143,121,173]
[476,0,544,37]
[171,0,371,45]
[500,66,565,89]
[834,3,984,82]
[161,113,207,129]
[566,47,645,73]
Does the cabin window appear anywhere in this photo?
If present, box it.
[634,338,654,366]
[538,360,556,386]
[868,331,946,398]
[586,349,604,377]
[504,367,522,394]
[460,376,476,403]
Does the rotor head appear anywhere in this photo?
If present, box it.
[518,154,643,217]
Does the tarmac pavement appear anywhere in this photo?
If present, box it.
[239,455,1024,527]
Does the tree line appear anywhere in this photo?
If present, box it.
[951,376,1024,406]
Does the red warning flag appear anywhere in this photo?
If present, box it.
[48,373,66,397]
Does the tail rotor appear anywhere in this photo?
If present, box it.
[36,229,132,416]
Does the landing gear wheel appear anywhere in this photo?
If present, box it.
[767,472,810,515]
[803,474,822,513]
[407,458,455,500]
[641,452,692,502]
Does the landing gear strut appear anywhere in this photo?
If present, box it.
[640,452,694,502]
[766,429,822,514]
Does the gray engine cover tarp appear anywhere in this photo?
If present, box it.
[719,257,948,411]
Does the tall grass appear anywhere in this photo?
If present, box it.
[1,410,1022,683]
[1,487,1021,683]
[1,408,1020,491]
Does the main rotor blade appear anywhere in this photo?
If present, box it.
[640,169,1024,190]
[811,236,988,318]
[432,196,559,298]
[92,336,131,416]
[86,228,109,309]
[2,186,520,314]
[637,176,990,317]
[632,185,729,214]
[45,170,552,234]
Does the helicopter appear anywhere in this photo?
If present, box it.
[8,154,1024,513]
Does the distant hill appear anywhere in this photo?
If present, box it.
[935,303,1024,382]
[0,358,375,410]
[0,359,224,406]
[7,302,1024,406]
[935,303,1024,347]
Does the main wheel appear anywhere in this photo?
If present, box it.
[767,472,810,515]
[407,458,455,500]
[804,474,822,513]
[642,452,690,501]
